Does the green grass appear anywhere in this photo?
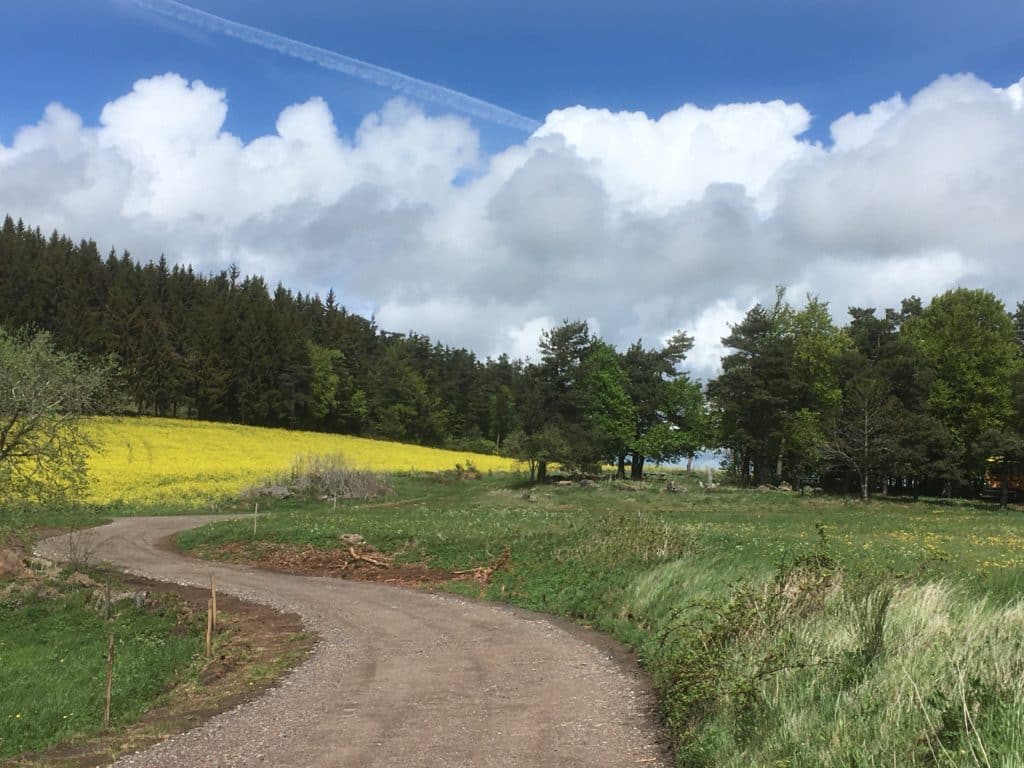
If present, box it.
[177,473,1024,767]
[0,577,203,759]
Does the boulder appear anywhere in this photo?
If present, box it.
[67,571,100,588]
[0,549,30,580]
[241,485,293,500]
[778,481,793,492]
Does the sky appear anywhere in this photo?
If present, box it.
[2,0,1024,377]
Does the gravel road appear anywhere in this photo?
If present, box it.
[37,517,669,768]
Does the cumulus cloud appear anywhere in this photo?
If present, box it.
[2,71,1024,379]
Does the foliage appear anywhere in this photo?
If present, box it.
[277,453,393,500]
[824,366,902,500]
[0,328,115,504]
[904,288,1023,480]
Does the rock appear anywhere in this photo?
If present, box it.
[67,571,100,588]
[579,479,597,488]
[555,480,573,487]
[109,589,150,607]
[0,582,33,600]
[242,485,292,500]
[757,484,772,492]
[338,533,365,546]
[665,481,683,493]
[262,485,293,499]
[0,549,30,580]
[778,481,793,492]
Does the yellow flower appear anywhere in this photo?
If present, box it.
[82,417,520,506]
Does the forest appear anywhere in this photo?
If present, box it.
[3,214,1023,498]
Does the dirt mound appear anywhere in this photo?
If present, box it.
[0,547,30,580]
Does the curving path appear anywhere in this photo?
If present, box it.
[37,518,668,768]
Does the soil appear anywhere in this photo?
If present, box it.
[193,540,502,587]
[32,517,671,768]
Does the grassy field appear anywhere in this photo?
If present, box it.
[178,474,1024,767]
[0,576,203,759]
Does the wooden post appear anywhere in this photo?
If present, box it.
[206,598,214,659]
[253,501,259,536]
[210,575,217,632]
[103,633,114,728]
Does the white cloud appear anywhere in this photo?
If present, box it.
[2,72,1024,381]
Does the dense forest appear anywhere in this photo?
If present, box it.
[3,215,1024,498]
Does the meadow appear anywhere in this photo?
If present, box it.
[179,475,1024,768]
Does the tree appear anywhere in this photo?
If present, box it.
[903,288,1023,487]
[824,366,901,500]
[0,329,115,503]
[709,289,796,485]
[620,332,693,479]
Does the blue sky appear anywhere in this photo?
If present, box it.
[2,1,1023,370]
[4,0,1022,147]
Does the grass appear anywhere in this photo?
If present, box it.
[177,473,1024,767]
[0,576,203,759]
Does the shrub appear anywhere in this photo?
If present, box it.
[283,454,392,500]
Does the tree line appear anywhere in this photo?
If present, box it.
[713,288,1024,499]
[3,214,1023,499]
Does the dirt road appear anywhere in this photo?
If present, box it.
[37,518,668,768]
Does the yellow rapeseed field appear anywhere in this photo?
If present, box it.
[84,416,520,506]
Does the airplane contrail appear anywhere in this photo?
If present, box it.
[119,0,542,133]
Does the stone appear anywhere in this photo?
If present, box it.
[778,481,793,492]
[67,571,100,588]
[241,485,293,500]
[338,533,365,546]
[579,479,597,488]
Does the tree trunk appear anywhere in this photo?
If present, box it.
[861,473,869,502]
[686,454,694,472]
[1002,457,1010,509]
[537,460,548,483]
[616,455,626,480]
[630,453,645,481]
[881,478,888,498]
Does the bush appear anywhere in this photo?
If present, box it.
[283,454,392,500]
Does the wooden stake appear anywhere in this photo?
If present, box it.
[210,575,217,632]
[206,598,214,659]
[253,501,259,536]
[103,633,114,728]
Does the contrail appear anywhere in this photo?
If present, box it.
[119,0,542,133]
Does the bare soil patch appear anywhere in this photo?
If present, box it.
[197,540,509,587]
